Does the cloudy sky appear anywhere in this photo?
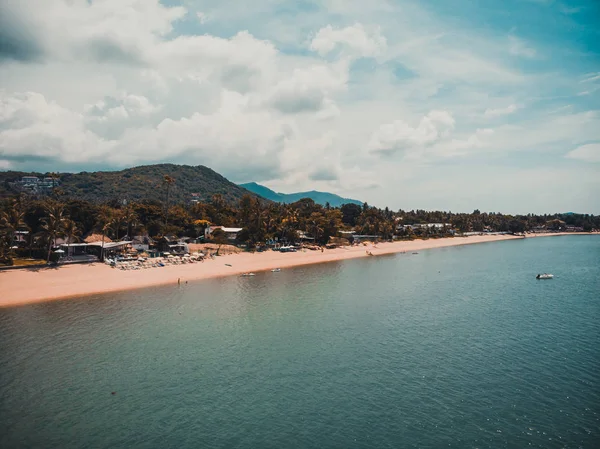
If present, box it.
[1,0,599,214]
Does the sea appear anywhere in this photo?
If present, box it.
[0,236,599,449]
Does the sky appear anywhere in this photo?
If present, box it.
[0,0,599,214]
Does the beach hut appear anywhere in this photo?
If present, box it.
[84,233,113,244]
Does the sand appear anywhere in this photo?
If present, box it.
[0,233,595,308]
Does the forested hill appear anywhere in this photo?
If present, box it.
[0,164,260,204]
[240,182,362,207]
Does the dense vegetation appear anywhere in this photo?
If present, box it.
[1,181,598,265]
[0,164,260,204]
[240,182,362,207]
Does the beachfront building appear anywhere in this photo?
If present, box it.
[352,235,382,243]
[14,230,29,245]
[87,240,133,261]
[398,223,455,235]
[57,243,99,262]
[155,237,189,255]
[205,226,243,241]
[565,226,584,232]
[297,231,315,242]
[131,235,154,252]
[84,233,113,245]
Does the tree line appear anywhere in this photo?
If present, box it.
[1,179,598,265]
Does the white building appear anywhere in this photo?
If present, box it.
[205,226,243,241]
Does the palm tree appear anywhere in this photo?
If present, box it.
[122,204,138,239]
[111,209,124,240]
[49,172,59,188]
[0,200,27,248]
[163,175,175,227]
[96,206,114,261]
[0,200,27,265]
[40,201,67,262]
[309,212,324,245]
[63,219,81,257]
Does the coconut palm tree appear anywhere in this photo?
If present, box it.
[63,219,81,257]
[96,206,114,261]
[0,200,27,248]
[309,212,325,244]
[122,203,138,239]
[40,201,67,262]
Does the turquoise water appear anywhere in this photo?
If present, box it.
[1,236,599,448]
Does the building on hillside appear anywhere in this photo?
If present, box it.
[21,176,40,185]
[12,176,60,195]
[190,193,201,204]
[205,226,243,241]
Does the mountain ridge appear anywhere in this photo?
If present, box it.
[240,182,363,207]
[0,164,261,204]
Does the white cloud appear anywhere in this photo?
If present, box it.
[0,159,11,169]
[368,110,455,155]
[197,12,210,24]
[484,104,519,118]
[0,91,109,163]
[0,0,598,213]
[84,93,160,119]
[309,165,340,181]
[581,73,600,83]
[509,35,536,58]
[0,89,290,181]
[265,63,347,114]
[431,128,494,158]
[566,143,600,163]
[2,0,185,64]
[310,23,387,58]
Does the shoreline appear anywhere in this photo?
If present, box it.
[0,232,596,308]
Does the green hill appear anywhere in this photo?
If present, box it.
[240,182,363,207]
[0,164,260,204]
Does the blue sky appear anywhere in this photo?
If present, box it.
[0,0,598,213]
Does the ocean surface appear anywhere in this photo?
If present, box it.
[1,236,599,449]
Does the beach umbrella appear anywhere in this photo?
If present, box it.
[54,249,65,253]
[11,245,18,249]
[163,252,170,256]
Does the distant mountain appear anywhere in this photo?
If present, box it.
[240,182,362,207]
[0,164,261,204]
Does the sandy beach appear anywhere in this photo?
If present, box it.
[0,233,594,308]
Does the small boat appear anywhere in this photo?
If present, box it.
[241,273,256,277]
[536,273,554,279]
[271,268,281,272]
